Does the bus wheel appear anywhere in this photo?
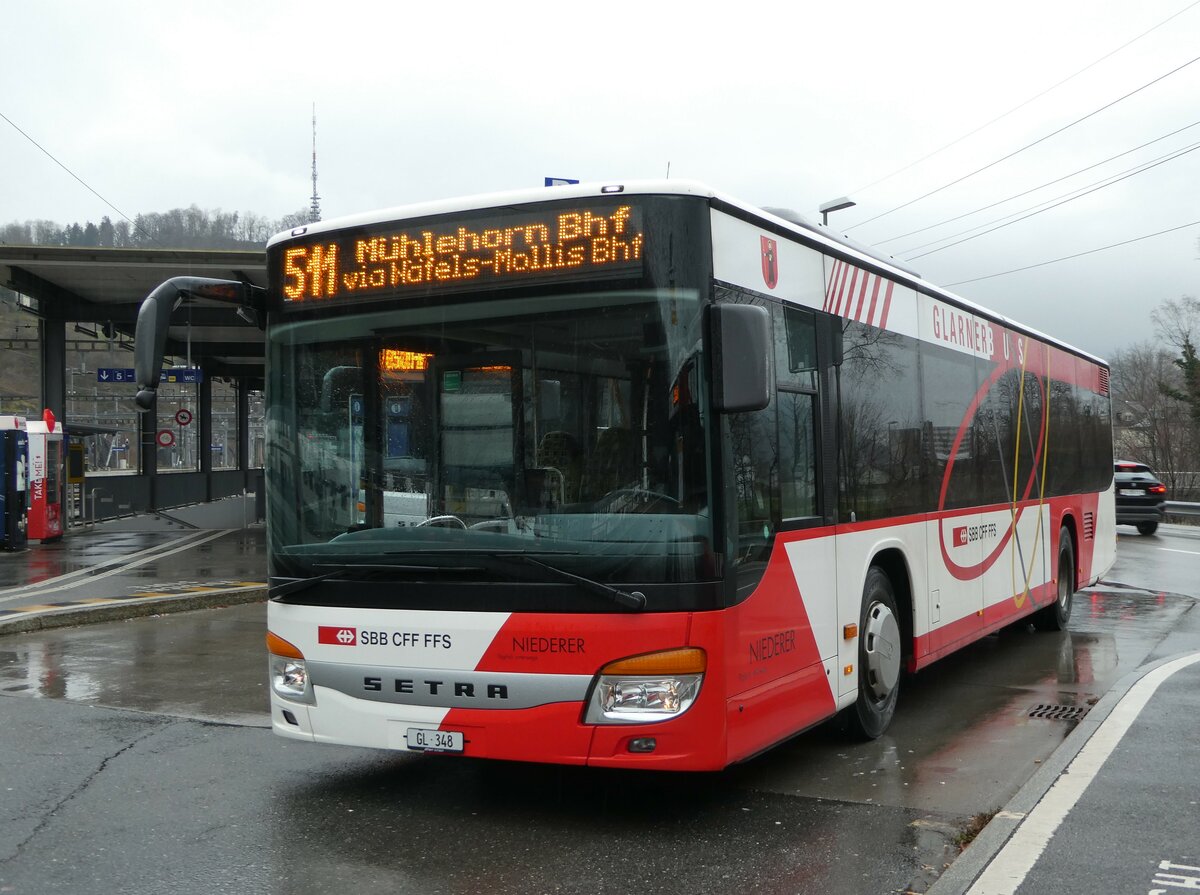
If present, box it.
[1035,527,1074,631]
[847,567,902,740]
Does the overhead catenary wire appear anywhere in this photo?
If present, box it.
[845,52,1200,231]
[846,0,1200,198]
[0,108,162,248]
[943,219,1200,286]
[874,118,1200,247]
[899,138,1200,260]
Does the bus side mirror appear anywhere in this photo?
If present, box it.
[711,304,770,413]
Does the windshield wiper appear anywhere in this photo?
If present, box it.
[272,553,646,611]
[499,555,646,611]
[269,562,479,599]
[367,549,645,610]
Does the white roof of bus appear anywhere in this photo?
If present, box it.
[267,179,1104,366]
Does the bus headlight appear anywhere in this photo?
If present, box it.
[585,648,705,724]
[271,657,309,697]
[268,632,314,704]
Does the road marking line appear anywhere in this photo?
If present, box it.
[966,652,1200,894]
[1158,547,1200,556]
[0,529,219,596]
[0,530,234,605]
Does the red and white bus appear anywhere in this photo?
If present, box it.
[137,180,1117,770]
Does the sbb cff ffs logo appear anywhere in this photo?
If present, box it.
[318,626,357,646]
[952,523,999,547]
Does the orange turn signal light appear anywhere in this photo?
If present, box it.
[267,631,304,659]
[843,623,858,639]
[601,648,706,676]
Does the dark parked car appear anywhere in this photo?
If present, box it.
[1114,461,1167,535]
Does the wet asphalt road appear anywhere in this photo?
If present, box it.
[0,528,268,613]
[0,525,1196,894]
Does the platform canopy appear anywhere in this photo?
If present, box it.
[0,245,267,383]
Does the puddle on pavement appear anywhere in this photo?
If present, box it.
[730,586,1193,814]
[0,602,270,726]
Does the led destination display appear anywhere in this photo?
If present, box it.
[280,204,644,304]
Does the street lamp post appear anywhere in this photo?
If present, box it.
[819,197,856,226]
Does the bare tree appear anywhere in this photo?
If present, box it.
[1151,296,1200,453]
[276,208,312,233]
[3,206,314,249]
[1109,340,1199,498]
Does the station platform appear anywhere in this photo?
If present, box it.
[0,514,266,635]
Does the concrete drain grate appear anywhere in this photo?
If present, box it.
[1028,703,1090,722]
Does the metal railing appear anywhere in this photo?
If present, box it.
[1165,501,1200,517]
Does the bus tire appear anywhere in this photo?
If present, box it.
[847,567,902,740]
[1034,526,1074,631]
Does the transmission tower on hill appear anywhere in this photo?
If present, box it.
[308,104,321,223]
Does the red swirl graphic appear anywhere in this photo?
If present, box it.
[937,359,1047,581]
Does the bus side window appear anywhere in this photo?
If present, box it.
[781,306,818,386]
[722,292,780,567]
[778,392,817,519]
[839,318,924,521]
[727,403,778,561]
[776,306,819,521]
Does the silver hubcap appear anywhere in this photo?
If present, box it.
[863,602,901,700]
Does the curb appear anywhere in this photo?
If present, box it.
[0,586,267,636]
[925,651,1197,894]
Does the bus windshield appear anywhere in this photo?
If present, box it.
[265,288,714,597]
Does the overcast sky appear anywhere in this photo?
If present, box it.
[4,1,1199,359]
